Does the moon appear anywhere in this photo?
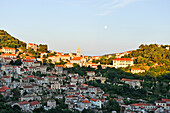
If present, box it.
[104,25,108,29]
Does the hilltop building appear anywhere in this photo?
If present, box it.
[121,78,143,88]
[113,58,133,68]
[1,47,16,54]
[27,43,37,51]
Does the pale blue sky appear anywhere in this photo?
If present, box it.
[1,0,170,55]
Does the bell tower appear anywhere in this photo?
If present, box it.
[76,46,81,57]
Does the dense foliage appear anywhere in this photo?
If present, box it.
[38,44,48,52]
[0,30,26,49]
[68,66,170,103]
[0,94,23,113]
[130,44,170,66]
[93,44,170,77]
[125,44,170,76]
[92,56,116,65]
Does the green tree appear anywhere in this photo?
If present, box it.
[105,99,120,112]
[38,44,48,52]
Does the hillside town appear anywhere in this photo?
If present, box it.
[0,42,170,113]
[0,44,137,69]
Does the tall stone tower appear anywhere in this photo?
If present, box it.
[76,46,81,57]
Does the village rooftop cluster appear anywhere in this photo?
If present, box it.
[0,43,170,113]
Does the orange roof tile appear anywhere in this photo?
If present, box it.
[48,56,54,57]
[2,76,10,78]
[30,101,40,106]
[56,65,63,67]
[82,84,88,86]
[131,68,142,70]
[121,78,143,82]
[121,78,133,81]
[26,57,36,60]
[3,47,15,50]
[90,98,99,102]
[162,99,170,102]
[61,55,70,57]
[113,58,133,61]
[103,94,109,96]
[28,43,37,46]
[1,53,16,56]
[27,76,34,78]
[71,57,82,60]
[18,101,29,105]
[0,86,10,92]
[66,95,73,98]
[0,79,5,81]
[82,100,90,103]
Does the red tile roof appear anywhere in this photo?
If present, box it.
[125,51,131,53]
[68,85,76,87]
[103,94,109,96]
[57,52,63,55]
[73,77,77,79]
[82,100,90,103]
[82,84,88,86]
[66,95,73,98]
[27,76,34,78]
[162,99,170,102]
[90,98,99,102]
[113,58,133,61]
[0,79,5,81]
[1,54,16,56]
[167,104,170,106]
[37,77,44,80]
[121,78,143,82]
[80,95,85,99]
[28,43,37,46]
[114,98,122,101]
[26,57,36,60]
[30,101,40,106]
[131,68,141,70]
[48,56,54,57]
[0,86,10,92]
[2,76,10,78]
[61,55,70,57]
[92,56,100,59]
[23,78,26,80]
[56,65,63,67]
[3,47,15,50]
[18,101,29,105]
[4,58,11,60]
[71,57,82,60]
[92,64,97,66]
[131,103,154,107]
[121,78,133,81]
